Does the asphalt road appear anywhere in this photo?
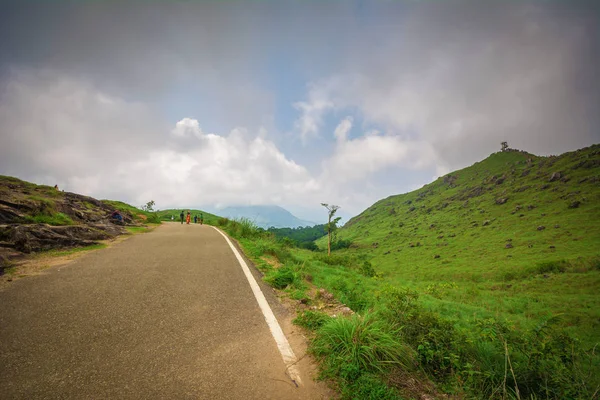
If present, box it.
[0,223,323,399]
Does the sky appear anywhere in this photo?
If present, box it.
[1,1,599,223]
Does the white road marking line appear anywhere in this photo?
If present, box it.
[211,226,302,386]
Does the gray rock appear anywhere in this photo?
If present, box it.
[549,172,562,182]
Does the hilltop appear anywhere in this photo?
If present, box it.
[322,144,600,340]
[0,176,158,269]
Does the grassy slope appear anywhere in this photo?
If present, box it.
[318,145,600,344]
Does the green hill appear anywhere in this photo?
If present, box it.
[319,145,600,342]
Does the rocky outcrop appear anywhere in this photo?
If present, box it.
[0,176,143,266]
[0,223,125,254]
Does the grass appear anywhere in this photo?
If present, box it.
[24,212,74,226]
[42,243,107,257]
[311,312,414,398]
[125,226,152,234]
[212,144,600,399]
[293,310,332,330]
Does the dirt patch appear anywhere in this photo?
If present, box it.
[261,254,282,269]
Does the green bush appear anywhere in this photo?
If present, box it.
[331,239,353,251]
[377,286,598,398]
[300,241,319,251]
[293,310,331,331]
[327,277,372,312]
[360,261,376,277]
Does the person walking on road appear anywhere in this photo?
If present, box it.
[200,213,204,225]
[186,212,191,225]
[180,211,184,224]
[194,215,198,224]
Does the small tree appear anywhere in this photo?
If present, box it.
[321,203,341,256]
[141,200,155,212]
[501,141,508,152]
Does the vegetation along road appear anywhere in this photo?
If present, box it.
[0,223,324,399]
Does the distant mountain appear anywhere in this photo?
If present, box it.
[217,205,317,229]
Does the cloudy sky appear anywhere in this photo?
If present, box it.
[1,1,598,222]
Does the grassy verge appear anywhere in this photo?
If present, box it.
[41,243,107,257]
[209,217,600,399]
[125,226,153,234]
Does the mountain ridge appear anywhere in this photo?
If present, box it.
[215,205,318,229]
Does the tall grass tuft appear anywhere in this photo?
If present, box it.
[228,217,262,239]
[311,312,414,377]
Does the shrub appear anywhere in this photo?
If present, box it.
[360,261,376,277]
[327,276,372,312]
[300,241,319,251]
[378,287,467,378]
[293,310,331,331]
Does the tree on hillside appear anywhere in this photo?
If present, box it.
[321,203,341,256]
[501,141,509,152]
[141,200,155,212]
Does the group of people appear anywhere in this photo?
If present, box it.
[180,211,203,225]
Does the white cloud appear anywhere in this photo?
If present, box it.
[323,133,438,184]
[0,71,325,212]
[333,116,353,142]
[293,83,334,142]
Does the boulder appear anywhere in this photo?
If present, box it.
[549,172,562,182]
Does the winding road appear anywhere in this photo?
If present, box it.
[0,223,326,399]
